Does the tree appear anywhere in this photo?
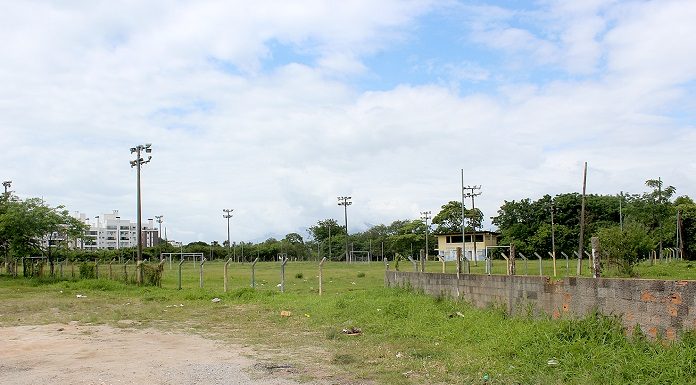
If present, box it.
[308,219,343,242]
[0,197,87,275]
[596,222,654,276]
[432,200,482,234]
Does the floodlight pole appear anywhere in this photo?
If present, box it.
[2,180,11,197]
[223,209,233,261]
[338,196,352,263]
[130,143,152,263]
[155,215,163,260]
[420,211,431,271]
[463,184,482,266]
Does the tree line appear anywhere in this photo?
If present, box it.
[2,178,694,274]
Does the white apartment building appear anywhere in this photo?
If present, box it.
[82,210,159,250]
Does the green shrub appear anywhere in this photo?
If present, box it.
[141,263,163,287]
[295,272,304,279]
[357,272,366,278]
[79,263,95,279]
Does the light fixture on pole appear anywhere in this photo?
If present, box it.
[155,215,164,260]
[2,180,11,197]
[337,196,352,263]
[223,209,233,261]
[130,143,152,263]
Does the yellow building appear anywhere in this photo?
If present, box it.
[435,231,500,262]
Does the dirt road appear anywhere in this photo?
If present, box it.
[0,323,326,385]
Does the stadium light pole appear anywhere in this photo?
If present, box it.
[2,180,11,197]
[420,210,432,259]
[130,143,152,263]
[155,215,164,260]
[223,209,233,261]
[337,196,352,263]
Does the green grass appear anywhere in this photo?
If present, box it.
[1,261,695,384]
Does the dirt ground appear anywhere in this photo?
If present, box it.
[0,323,330,385]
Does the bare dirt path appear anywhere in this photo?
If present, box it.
[0,323,328,385]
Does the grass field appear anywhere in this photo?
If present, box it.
[1,260,695,384]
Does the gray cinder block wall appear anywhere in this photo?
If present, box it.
[385,271,696,339]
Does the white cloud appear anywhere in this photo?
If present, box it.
[1,1,695,244]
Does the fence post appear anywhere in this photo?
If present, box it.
[158,259,165,287]
[519,253,528,275]
[224,258,232,292]
[280,257,288,293]
[136,260,143,285]
[178,259,184,290]
[71,261,75,279]
[419,249,425,272]
[508,244,516,275]
[561,251,570,276]
[407,256,418,272]
[383,257,389,271]
[534,252,543,276]
[95,259,99,279]
[251,257,259,288]
[59,259,64,279]
[199,257,206,288]
[109,259,114,280]
[437,256,445,273]
[319,257,327,295]
[591,237,601,278]
[124,259,129,282]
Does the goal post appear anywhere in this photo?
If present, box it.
[349,250,371,263]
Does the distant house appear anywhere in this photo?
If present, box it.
[435,231,500,262]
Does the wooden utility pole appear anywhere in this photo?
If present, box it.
[678,209,685,259]
[576,162,587,276]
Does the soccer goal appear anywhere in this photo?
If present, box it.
[349,251,372,263]
[160,252,205,269]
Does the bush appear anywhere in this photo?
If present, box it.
[141,263,163,287]
[295,272,304,279]
[596,222,654,276]
[357,272,365,278]
[79,263,95,279]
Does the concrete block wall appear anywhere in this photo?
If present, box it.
[385,271,696,339]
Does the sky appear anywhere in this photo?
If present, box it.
[2,0,695,244]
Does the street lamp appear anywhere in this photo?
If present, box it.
[337,196,352,263]
[223,209,233,261]
[130,143,152,263]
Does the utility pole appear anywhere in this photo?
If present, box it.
[550,201,556,276]
[420,211,431,272]
[328,221,331,260]
[223,209,233,261]
[463,184,482,266]
[619,191,624,231]
[459,170,465,275]
[658,177,663,260]
[129,143,152,264]
[338,196,352,263]
[577,162,588,276]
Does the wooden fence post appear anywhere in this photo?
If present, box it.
[319,257,327,295]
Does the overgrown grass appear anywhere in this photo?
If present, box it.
[1,261,695,384]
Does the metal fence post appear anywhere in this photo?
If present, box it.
[224,258,232,292]
[251,258,259,288]
[124,259,130,282]
[407,256,418,272]
[280,257,288,293]
[319,257,327,295]
[95,259,99,279]
[437,256,445,273]
[177,259,184,290]
[383,257,389,271]
[109,259,114,280]
[519,253,528,276]
[534,252,543,276]
[561,251,570,276]
[199,257,206,288]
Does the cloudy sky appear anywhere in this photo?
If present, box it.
[2,0,695,244]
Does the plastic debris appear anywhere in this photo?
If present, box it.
[76,294,86,298]
[341,327,362,336]
[547,358,559,366]
[280,310,292,317]
[211,298,221,303]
